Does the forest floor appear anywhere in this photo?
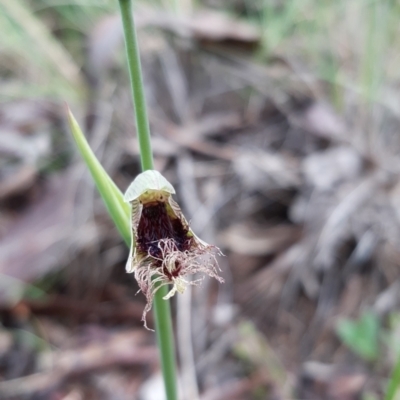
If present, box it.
[1,1,400,399]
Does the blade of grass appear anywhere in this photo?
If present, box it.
[386,354,400,400]
[67,107,131,245]
[0,0,82,88]
[118,1,178,399]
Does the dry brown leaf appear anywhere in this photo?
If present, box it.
[88,7,260,79]
[0,165,37,200]
[0,330,157,397]
[0,171,97,303]
[182,10,259,43]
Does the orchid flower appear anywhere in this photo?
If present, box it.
[124,170,223,327]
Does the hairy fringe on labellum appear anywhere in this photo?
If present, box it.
[124,170,224,329]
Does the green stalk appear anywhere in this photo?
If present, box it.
[117,1,178,399]
[118,0,153,171]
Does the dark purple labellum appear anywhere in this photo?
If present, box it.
[136,201,191,266]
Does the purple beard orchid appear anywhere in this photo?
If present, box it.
[124,170,223,328]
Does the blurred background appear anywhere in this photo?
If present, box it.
[1,0,400,399]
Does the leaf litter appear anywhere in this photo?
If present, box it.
[0,2,399,399]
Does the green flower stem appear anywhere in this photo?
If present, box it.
[152,296,178,400]
[117,1,178,400]
[118,0,153,172]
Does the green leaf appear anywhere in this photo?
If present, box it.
[386,354,400,400]
[336,311,380,362]
[67,106,131,246]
